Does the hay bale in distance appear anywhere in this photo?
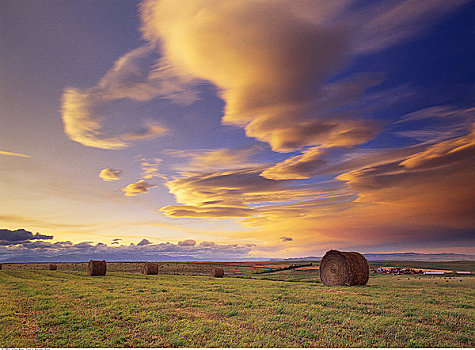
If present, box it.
[49,263,57,270]
[211,266,224,278]
[141,262,159,275]
[87,260,107,276]
[319,250,369,286]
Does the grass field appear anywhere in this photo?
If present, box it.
[0,262,473,347]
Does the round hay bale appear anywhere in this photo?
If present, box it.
[210,266,224,278]
[87,260,107,276]
[141,262,159,275]
[319,250,369,286]
[49,263,57,270]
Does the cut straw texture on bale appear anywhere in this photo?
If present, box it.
[87,260,107,276]
[210,266,224,278]
[141,262,159,275]
[320,250,369,286]
[49,263,57,270]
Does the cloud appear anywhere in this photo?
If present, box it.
[199,241,216,248]
[59,0,467,153]
[138,157,168,180]
[260,147,328,180]
[247,127,474,255]
[96,46,198,104]
[353,0,470,54]
[60,46,193,150]
[0,239,255,262]
[138,0,467,153]
[400,129,475,170]
[137,238,152,246]
[335,128,475,230]
[0,229,53,246]
[0,150,30,158]
[164,168,298,207]
[177,239,196,247]
[139,0,384,152]
[160,167,349,219]
[161,205,256,219]
[261,104,475,181]
[99,168,122,181]
[165,146,261,172]
[52,1,474,256]
[61,87,168,149]
[393,106,475,145]
[122,180,157,196]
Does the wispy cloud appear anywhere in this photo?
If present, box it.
[393,106,475,144]
[138,157,168,180]
[399,128,475,170]
[260,147,328,180]
[61,87,167,150]
[60,46,194,150]
[0,150,30,158]
[165,146,262,172]
[353,0,470,54]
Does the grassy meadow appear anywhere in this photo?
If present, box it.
[0,262,473,347]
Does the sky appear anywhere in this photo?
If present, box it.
[0,0,474,262]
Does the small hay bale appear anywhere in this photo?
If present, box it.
[319,250,369,286]
[87,260,107,276]
[210,266,224,278]
[49,263,57,270]
[141,262,159,275]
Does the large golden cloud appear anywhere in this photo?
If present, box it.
[140,0,383,152]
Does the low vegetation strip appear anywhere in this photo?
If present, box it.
[0,269,473,347]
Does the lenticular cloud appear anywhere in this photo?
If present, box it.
[140,0,380,152]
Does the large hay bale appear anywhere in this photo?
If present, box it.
[210,266,224,278]
[87,260,106,276]
[319,250,369,286]
[49,263,57,270]
[141,262,159,275]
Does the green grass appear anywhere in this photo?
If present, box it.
[0,269,473,347]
